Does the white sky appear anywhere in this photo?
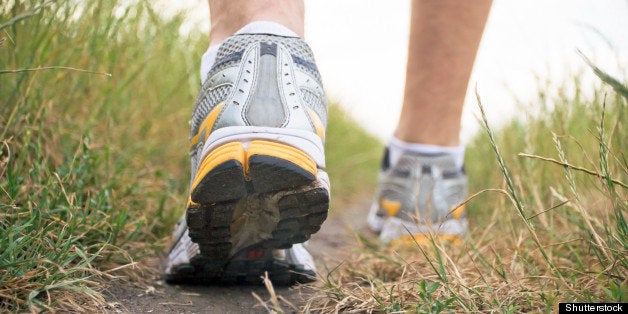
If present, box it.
[157,0,628,143]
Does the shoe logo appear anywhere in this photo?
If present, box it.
[246,249,265,259]
[190,102,225,148]
[379,198,401,217]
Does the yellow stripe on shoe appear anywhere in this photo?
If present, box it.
[248,140,318,177]
[380,198,402,217]
[190,102,225,149]
[307,108,325,140]
[187,195,200,209]
[191,142,246,192]
[190,140,317,194]
[391,233,463,247]
[450,204,465,220]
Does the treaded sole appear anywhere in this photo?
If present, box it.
[173,140,329,285]
[165,248,316,285]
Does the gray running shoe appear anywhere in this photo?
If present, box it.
[367,148,468,245]
[166,33,329,285]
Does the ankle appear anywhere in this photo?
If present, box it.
[388,136,465,169]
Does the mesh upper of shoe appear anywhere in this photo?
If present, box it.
[190,34,326,139]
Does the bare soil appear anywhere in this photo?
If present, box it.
[104,199,371,313]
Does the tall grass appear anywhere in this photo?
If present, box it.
[0,0,202,311]
[305,67,627,312]
[325,104,382,208]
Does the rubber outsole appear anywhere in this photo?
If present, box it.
[165,247,316,285]
[168,140,328,285]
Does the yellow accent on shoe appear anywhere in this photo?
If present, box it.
[380,198,402,217]
[248,140,317,176]
[187,196,200,208]
[391,233,463,247]
[190,102,225,148]
[307,108,325,140]
[191,142,246,192]
[190,140,316,193]
[450,204,465,220]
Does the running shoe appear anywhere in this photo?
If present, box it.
[367,148,468,245]
[166,33,329,285]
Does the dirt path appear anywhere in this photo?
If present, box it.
[105,199,371,313]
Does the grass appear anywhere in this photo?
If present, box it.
[0,1,381,312]
[304,67,627,312]
[1,0,199,311]
[325,104,383,208]
[2,0,626,313]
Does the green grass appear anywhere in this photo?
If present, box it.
[0,1,381,311]
[325,104,383,208]
[1,0,199,311]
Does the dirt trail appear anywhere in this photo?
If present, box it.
[105,199,371,313]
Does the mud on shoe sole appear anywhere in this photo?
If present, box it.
[182,140,329,280]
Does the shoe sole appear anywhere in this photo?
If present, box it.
[390,233,463,247]
[166,247,316,285]
[379,216,468,245]
[175,139,328,284]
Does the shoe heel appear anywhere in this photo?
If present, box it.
[190,142,248,204]
[248,140,317,193]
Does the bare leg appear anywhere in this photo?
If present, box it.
[395,0,492,146]
[207,0,305,44]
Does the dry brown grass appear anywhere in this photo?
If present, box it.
[297,73,627,313]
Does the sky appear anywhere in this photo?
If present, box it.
[157,0,628,143]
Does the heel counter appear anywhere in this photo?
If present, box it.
[212,37,326,138]
[245,42,287,127]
